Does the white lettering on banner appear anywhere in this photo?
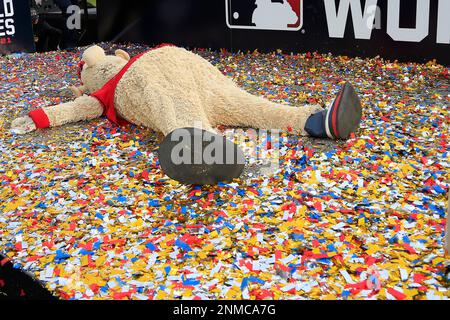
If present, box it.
[366,4,381,30]
[224,0,449,44]
[0,0,15,37]
[387,0,429,42]
[3,0,13,17]
[5,16,14,35]
[437,0,450,44]
[323,0,450,44]
[324,0,378,39]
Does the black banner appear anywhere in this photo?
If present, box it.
[0,299,447,316]
[0,0,35,54]
[97,0,450,66]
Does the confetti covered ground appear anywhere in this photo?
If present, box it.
[0,43,449,300]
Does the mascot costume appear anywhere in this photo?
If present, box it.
[11,44,362,185]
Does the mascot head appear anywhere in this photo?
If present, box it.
[71,45,130,97]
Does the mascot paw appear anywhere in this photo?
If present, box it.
[158,128,245,185]
[11,116,37,135]
[70,85,86,98]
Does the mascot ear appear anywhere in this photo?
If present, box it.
[115,49,131,62]
[82,45,106,67]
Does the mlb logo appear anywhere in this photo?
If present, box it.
[226,0,303,31]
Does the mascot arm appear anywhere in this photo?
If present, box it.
[11,95,103,134]
[70,85,88,98]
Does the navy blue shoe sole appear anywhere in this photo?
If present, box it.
[158,128,245,185]
[326,82,363,140]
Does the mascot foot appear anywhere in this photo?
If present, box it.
[158,127,245,185]
[305,82,362,139]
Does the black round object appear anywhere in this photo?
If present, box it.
[158,127,246,185]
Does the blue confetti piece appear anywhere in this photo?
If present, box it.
[95,213,104,220]
[182,277,200,286]
[428,204,445,216]
[389,234,398,244]
[80,248,94,256]
[432,185,446,194]
[317,258,332,265]
[116,277,126,286]
[163,221,173,227]
[327,244,337,252]
[93,241,102,250]
[149,199,160,207]
[36,202,47,209]
[241,277,249,291]
[224,222,234,230]
[247,276,265,285]
[115,195,127,203]
[288,263,299,274]
[216,216,224,224]
[164,266,171,275]
[291,233,304,241]
[55,250,70,262]
[175,239,192,252]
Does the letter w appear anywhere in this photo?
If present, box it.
[324,0,379,39]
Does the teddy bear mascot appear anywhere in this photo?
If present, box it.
[11,44,362,185]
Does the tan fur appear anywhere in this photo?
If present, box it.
[46,95,103,126]
[82,45,106,67]
[115,49,131,62]
[70,85,87,98]
[114,46,321,135]
[12,45,324,136]
[81,55,128,94]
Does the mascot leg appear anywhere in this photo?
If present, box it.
[154,97,245,185]
[304,82,362,139]
[209,82,362,139]
[159,127,245,185]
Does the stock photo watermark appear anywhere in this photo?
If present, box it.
[34,0,82,30]
[165,121,288,173]
[66,4,81,30]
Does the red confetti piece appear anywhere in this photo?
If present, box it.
[387,288,406,300]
